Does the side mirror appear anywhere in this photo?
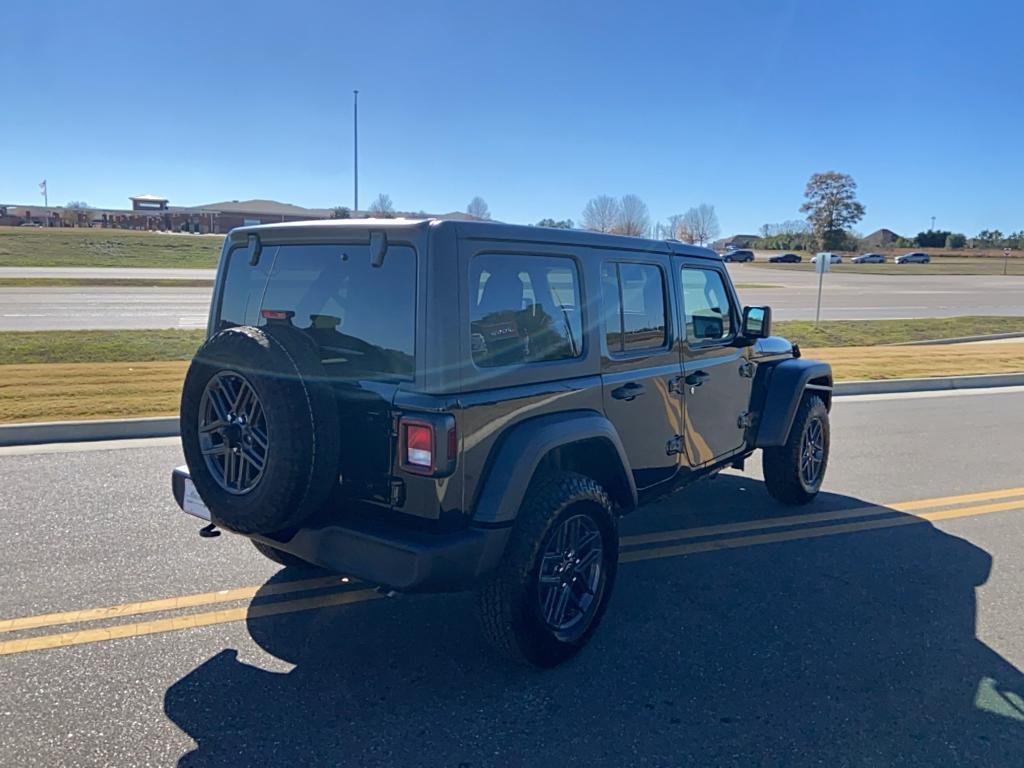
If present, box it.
[742,305,772,339]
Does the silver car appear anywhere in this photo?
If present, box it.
[896,252,931,264]
[852,253,886,264]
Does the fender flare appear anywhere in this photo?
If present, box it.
[471,410,638,525]
[754,359,833,448]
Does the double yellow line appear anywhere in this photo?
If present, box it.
[2,485,1023,657]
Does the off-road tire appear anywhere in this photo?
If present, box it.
[251,540,319,569]
[762,394,829,505]
[180,325,340,534]
[477,471,618,668]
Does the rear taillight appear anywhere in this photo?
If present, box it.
[398,415,457,477]
[405,423,433,469]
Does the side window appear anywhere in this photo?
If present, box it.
[470,254,583,368]
[602,261,667,354]
[681,267,734,343]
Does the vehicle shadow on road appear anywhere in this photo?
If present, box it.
[165,475,1024,767]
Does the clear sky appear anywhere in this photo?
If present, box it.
[3,0,1022,238]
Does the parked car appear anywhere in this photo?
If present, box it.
[852,253,886,264]
[768,253,802,263]
[171,219,832,667]
[722,249,755,263]
[811,253,842,264]
[18,222,42,227]
[896,252,931,264]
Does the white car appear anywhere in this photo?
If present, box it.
[811,252,842,264]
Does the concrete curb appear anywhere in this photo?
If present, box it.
[834,372,1024,396]
[0,417,179,447]
[2,372,1024,446]
[887,331,1024,346]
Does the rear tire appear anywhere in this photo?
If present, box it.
[762,394,829,505]
[477,471,618,668]
[251,539,318,569]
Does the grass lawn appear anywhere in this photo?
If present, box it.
[1,320,1023,423]
[0,277,214,288]
[0,226,221,269]
[773,316,1024,348]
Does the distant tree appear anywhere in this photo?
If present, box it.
[466,196,491,220]
[945,233,967,249]
[369,193,394,217]
[681,203,720,246]
[66,200,92,209]
[914,229,951,248]
[581,195,621,232]
[976,229,1004,247]
[331,206,351,219]
[537,218,574,229]
[1007,231,1024,249]
[613,194,651,237]
[665,214,693,243]
[800,171,866,250]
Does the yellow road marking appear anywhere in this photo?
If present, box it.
[620,497,1024,563]
[0,588,382,656]
[620,486,1024,548]
[1,486,1022,657]
[0,574,350,634]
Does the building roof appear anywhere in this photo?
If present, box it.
[129,194,168,202]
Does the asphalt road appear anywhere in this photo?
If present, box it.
[1,388,1023,766]
[1,265,1023,329]
[728,264,1024,321]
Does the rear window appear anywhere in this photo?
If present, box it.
[469,253,583,368]
[216,242,416,382]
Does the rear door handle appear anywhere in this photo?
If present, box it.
[685,370,710,387]
[611,382,646,401]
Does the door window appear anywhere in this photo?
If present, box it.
[602,262,667,354]
[681,268,734,343]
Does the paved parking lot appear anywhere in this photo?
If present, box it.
[1,388,1022,766]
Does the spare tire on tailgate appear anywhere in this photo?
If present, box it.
[180,325,340,534]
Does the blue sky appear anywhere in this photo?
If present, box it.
[3,0,1022,238]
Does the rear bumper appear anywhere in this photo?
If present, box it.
[171,466,510,593]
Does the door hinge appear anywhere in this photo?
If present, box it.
[737,411,754,429]
[666,435,683,455]
[739,361,756,378]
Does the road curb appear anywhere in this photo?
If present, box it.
[834,372,1024,396]
[887,331,1024,346]
[0,417,179,447]
[2,372,1023,445]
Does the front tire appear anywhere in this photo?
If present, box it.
[477,472,618,667]
[762,394,830,505]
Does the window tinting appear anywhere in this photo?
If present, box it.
[681,267,733,342]
[217,242,416,381]
[470,254,583,367]
[602,262,667,353]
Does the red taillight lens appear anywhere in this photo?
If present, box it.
[404,423,433,469]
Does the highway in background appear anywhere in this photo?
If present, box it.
[1,388,1022,765]
[0,264,1022,329]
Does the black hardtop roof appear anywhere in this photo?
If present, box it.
[228,218,722,261]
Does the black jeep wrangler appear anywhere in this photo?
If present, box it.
[172,219,832,666]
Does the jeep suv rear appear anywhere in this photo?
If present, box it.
[173,219,832,666]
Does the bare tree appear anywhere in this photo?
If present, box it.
[369,193,394,216]
[466,196,491,220]
[614,194,650,237]
[665,213,695,243]
[681,203,720,246]
[581,195,621,233]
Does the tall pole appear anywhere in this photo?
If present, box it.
[930,215,935,230]
[353,90,359,212]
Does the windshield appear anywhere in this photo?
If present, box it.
[216,241,416,382]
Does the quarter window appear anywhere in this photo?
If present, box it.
[470,254,583,368]
[681,267,733,343]
[602,262,667,353]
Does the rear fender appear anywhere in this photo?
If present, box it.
[471,410,637,525]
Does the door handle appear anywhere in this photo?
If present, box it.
[611,382,646,401]
[685,370,710,387]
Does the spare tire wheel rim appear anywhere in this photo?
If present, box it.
[198,370,269,494]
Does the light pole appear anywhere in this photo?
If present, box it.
[930,215,935,230]
[353,90,359,212]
